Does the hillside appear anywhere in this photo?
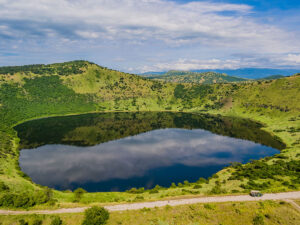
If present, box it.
[145,70,248,84]
[0,61,299,210]
[258,75,285,80]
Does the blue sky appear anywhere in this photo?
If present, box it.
[0,0,300,72]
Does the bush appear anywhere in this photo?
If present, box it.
[13,194,32,208]
[197,178,207,184]
[149,189,159,194]
[74,188,87,202]
[134,196,144,201]
[32,219,43,225]
[204,204,216,210]
[19,219,28,225]
[34,190,51,204]
[183,180,190,186]
[0,193,36,208]
[51,216,62,225]
[126,187,144,194]
[253,214,265,225]
[82,206,109,225]
[0,181,9,192]
[0,193,14,207]
[193,185,202,189]
[209,185,226,194]
[170,182,176,188]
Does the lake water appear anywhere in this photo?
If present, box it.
[15,112,284,192]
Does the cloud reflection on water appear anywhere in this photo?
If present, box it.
[19,128,278,191]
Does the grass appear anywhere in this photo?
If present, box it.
[0,200,299,224]
[0,61,299,211]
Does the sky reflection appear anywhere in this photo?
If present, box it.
[19,128,279,191]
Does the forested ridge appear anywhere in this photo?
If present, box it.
[0,61,299,209]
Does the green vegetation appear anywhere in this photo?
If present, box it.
[74,188,87,202]
[258,75,285,80]
[0,61,299,211]
[82,206,109,225]
[0,200,299,224]
[50,216,62,225]
[15,112,285,150]
[146,70,248,84]
[0,60,91,76]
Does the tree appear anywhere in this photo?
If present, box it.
[73,188,87,202]
[82,206,109,225]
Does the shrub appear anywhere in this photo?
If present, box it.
[212,174,219,179]
[82,206,109,225]
[0,182,9,192]
[204,204,216,210]
[19,219,28,225]
[182,189,200,194]
[149,189,159,194]
[170,182,176,188]
[183,180,190,186]
[197,178,207,184]
[51,216,62,225]
[209,185,226,194]
[154,185,162,190]
[127,187,144,194]
[74,188,87,202]
[230,162,242,169]
[193,184,202,189]
[32,219,43,225]
[34,189,52,205]
[253,214,265,225]
[0,193,37,208]
[13,194,32,208]
[134,196,144,201]
[0,193,14,207]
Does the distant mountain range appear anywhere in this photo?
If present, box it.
[142,68,300,79]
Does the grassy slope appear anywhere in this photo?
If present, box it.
[0,200,299,225]
[0,61,299,210]
[146,70,248,84]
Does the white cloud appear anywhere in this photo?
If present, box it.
[0,0,297,53]
[284,54,300,64]
[0,0,300,70]
[139,58,259,72]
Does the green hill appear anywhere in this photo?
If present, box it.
[257,75,285,80]
[0,61,299,209]
[145,70,248,84]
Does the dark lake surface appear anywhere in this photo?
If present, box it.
[15,112,285,192]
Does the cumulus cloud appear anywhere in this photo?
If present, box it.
[140,58,241,72]
[0,0,297,50]
[0,0,299,71]
[284,54,300,64]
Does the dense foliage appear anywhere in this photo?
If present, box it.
[82,206,109,225]
[0,60,91,75]
[230,159,300,190]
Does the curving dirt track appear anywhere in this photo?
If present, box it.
[0,191,300,215]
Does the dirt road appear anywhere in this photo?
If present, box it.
[0,191,300,215]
